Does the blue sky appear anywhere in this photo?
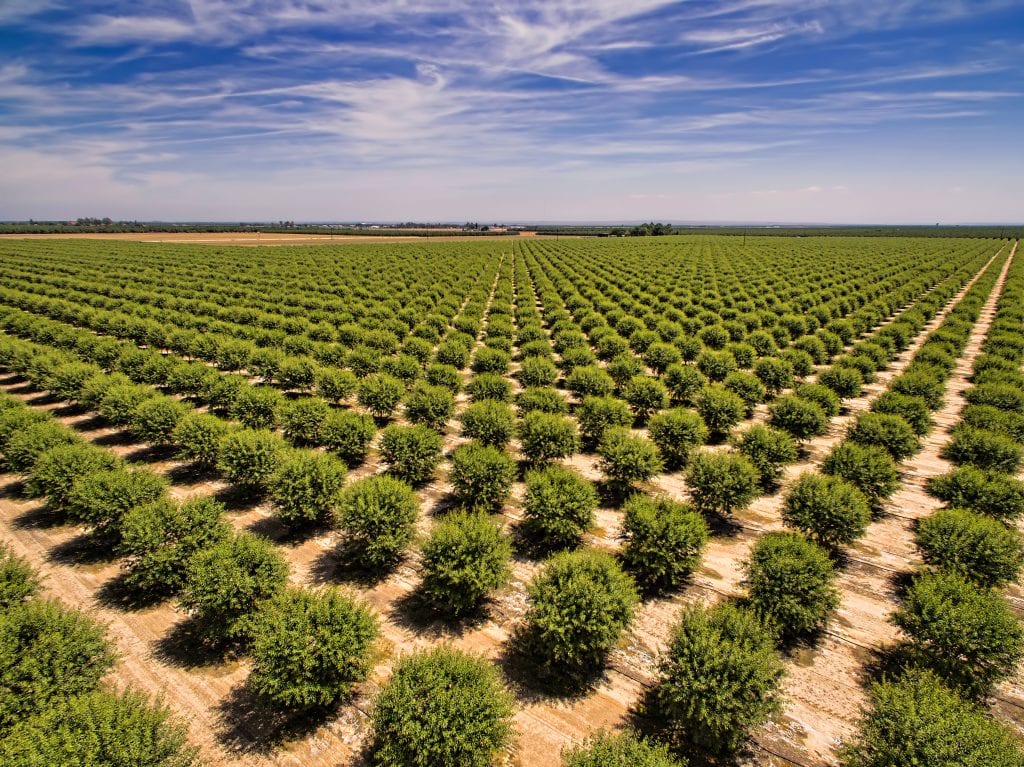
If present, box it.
[1,1,1022,223]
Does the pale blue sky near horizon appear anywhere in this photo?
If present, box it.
[1,1,1022,224]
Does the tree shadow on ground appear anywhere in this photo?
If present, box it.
[214,684,341,756]
[391,587,490,641]
[496,628,610,704]
[152,614,242,670]
[47,531,120,566]
[94,570,169,612]
[308,544,395,588]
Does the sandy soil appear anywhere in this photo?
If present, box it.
[0,242,1016,767]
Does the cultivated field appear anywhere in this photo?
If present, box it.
[1,234,1022,767]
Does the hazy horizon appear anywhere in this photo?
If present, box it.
[2,1,1022,223]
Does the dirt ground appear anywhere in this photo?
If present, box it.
[0,231,544,246]
[0,243,1019,767]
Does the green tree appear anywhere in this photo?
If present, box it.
[823,442,900,508]
[915,507,1024,588]
[518,411,580,463]
[173,412,229,467]
[847,412,921,461]
[459,399,516,448]
[621,495,708,591]
[576,395,634,448]
[685,451,759,517]
[320,409,376,465]
[404,383,456,431]
[597,427,664,488]
[281,397,330,445]
[0,544,39,610]
[648,409,708,470]
[270,449,347,525]
[734,425,798,489]
[768,395,828,441]
[782,473,871,549]
[448,442,516,512]
[522,465,598,549]
[24,442,121,509]
[694,385,745,438]
[926,466,1024,520]
[217,428,287,490]
[370,646,513,767]
[420,511,512,615]
[358,373,405,418]
[336,475,419,568]
[66,468,169,539]
[562,730,683,767]
[379,424,444,484]
[132,396,190,446]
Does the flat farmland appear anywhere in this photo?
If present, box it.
[1,234,1022,767]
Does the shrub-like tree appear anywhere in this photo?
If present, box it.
[98,383,157,426]
[277,356,317,391]
[518,357,559,388]
[271,449,347,525]
[915,507,1024,588]
[723,371,767,417]
[663,364,707,406]
[459,399,516,448]
[597,427,664,487]
[466,372,512,402]
[230,385,283,429]
[471,347,510,375]
[281,397,330,445]
[576,395,634,448]
[130,396,188,446]
[892,370,945,410]
[425,363,462,393]
[4,420,78,474]
[420,510,512,615]
[891,570,1024,698]
[822,442,900,508]
[24,442,121,509]
[623,376,669,423]
[523,549,638,672]
[370,646,513,767]
[217,428,287,490]
[561,730,683,767]
[653,601,783,755]
[522,465,598,549]
[768,395,828,441]
[819,367,864,399]
[449,442,516,512]
[336,475,419,567]
[316,366,358,403]
[379,424,444,484]
[248,587,378,709]
[173,412,229,468]
[120,496,230,595]
[566,365,616,399]
[943,425,1022,473]
[871,391,932,436]
[753,357,794,396]
[840,669,1024,767]
[685,451,759,517]
[621,495,708,591]
[518,411,580,463]
[644,342,683,375]
[0,544,39,610]
[745,531,839,640]
[48,361,101,402]
[734,425,797,489]
[782,473,870,549]
[180,532,288,640]
[847,412,921,461]
[794,382,841,418]
[357,373,405,418]
[516,386,568,415]
[648,408,708,470]
[403,384,456,431]
[320,409,376,465]
[0,599,115,730]
[694,384,745,438]
[926,466,1024,520]
[0,689,200,767]
[66,467,169,539]
[964,382,1024,411]
[695,350,737,382]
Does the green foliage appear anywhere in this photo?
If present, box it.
[425,363,462,393]
[466,372,512,403]
[217,428,287,489]
[623,376,669,422]
[459,399,516,448]
[120,496,230,595]
[0,408,50,461]
[644,342,683,375]
[795,382,841,418]
[871,391,932,435]
[964,383,1024,412]
[77,371,132,411]
[685,451,759,517]
[891,570,1024,698]
[271,450,347,525]
[173,411,229,467]
[653,601,783,755]
[943,425,1022,473]
[916,507,1023,588]
[695,349,737,382]
[518,411,580,462]
[277,355,317,390]
[420,510,512,615]
[734,425,797,489]
[567,365,616,398]
[516,386,568,415]
[404,383,456,431]
[357,373,405,418]
[248,587,378,709]
[823,441,900,507]
[819,366,864,399]
[648,408,708,470]
[98,383,157,426]
[370,646,513,767]
[577,395,634,448]
[723,371,767,416]
[4,419,78,474]
[379,424,444,484]
[927,465,1024,519]
[180,532,288,640]
[745,531,839,639]
[132,395,190,445]
[841,669,1024,767]
[229,385,283,429]
[320,409,376,465]
[621,495,708,591]
[316,366,358,402]
[524,549,638,672]
[562,730,683,767]
[518,356,559,388]
[448,442,516,512]
[523,465,598,549]
[0,689,200,767]
[847,412,921,461]
[49,361,102,402]
[281,396,330,445]
[663,364,707,406]
[24,442,121,508]
[0,599,116,731]
[694,384,745,438]
[782,472,870,549]
[768,394,828,440]
[471,347,510,375]
[892,370,945,410]
[0,545,39,610]
[66,467,169,539]
[337,475,419,567]
[597,427,664,487]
